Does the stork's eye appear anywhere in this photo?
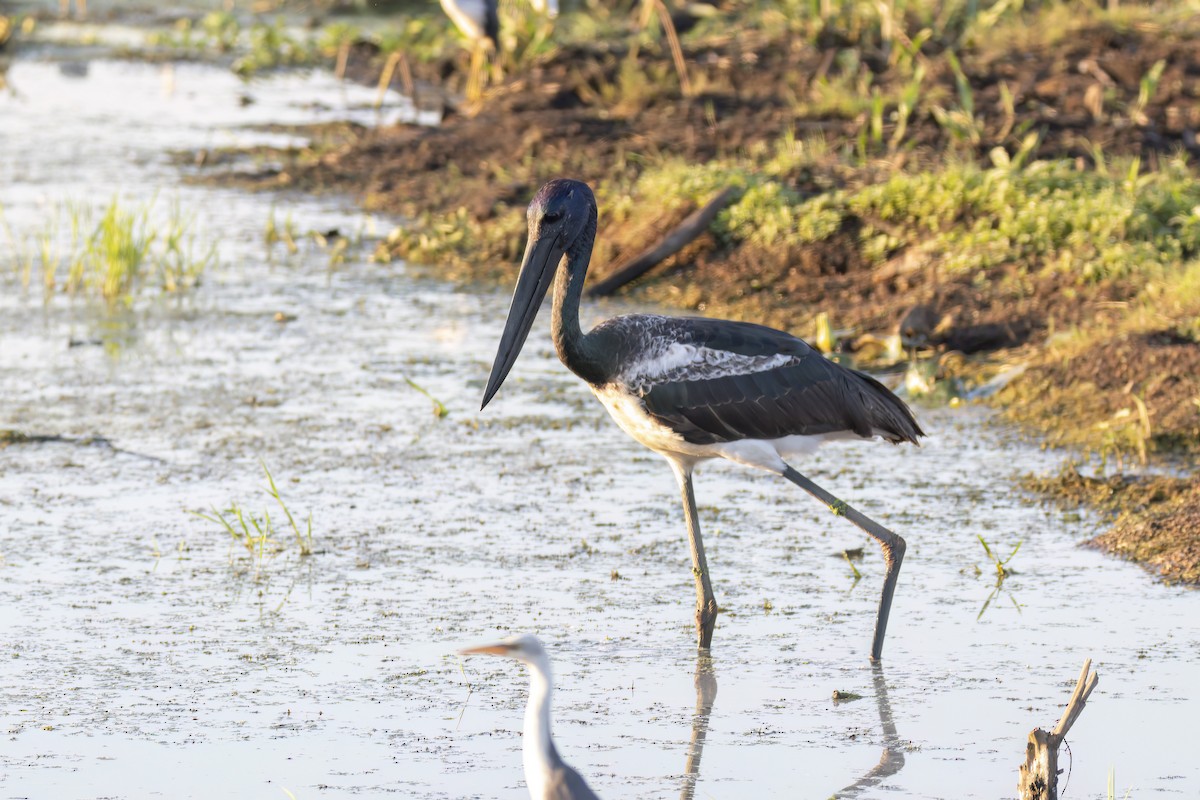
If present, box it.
[543,211,563,224]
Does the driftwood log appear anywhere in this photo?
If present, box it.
[1018,659,1100,800]
[587,187,737,298]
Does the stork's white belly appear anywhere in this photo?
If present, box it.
[589,383,856,473]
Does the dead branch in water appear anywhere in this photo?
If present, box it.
[1018,659,1100,800]
[588,187,736,297]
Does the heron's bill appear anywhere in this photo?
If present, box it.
[459,643,511,656]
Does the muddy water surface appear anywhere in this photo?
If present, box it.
[1,59,1199,800]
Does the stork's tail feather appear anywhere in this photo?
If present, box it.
[851,370,925,445]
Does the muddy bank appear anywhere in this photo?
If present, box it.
[1025,467,1200,584]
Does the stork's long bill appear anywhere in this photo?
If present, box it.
[481,226,566,410]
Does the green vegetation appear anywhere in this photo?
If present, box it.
[143,14,356,77]
[404,376,450,419]
[977,534,1021,583]
[147,11,241,54]
[132,0,555,82]
[194,461,314,576]
[976,534,1022,619]
[743,155,1199,281]
[233,18,322,77]
[379,148,1200,357]
[262,462,315,557]
[1,196,216,308]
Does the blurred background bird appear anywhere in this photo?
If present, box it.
[461,635,602,800]
[438,0,557,102]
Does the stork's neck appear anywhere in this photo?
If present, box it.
[522,655,556,798]
[551,206,608,385]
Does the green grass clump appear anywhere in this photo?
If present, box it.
[194,461,314,577]
[374,205,526,277]
[633,152,1200,285]
[2,196,216,308]
[844,157,1200,282]
[377,147,1200,307]
[148,11,240,54]
[233,18,319,77]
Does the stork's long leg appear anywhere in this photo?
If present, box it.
[670,459,718,649]
[781,465,906,662]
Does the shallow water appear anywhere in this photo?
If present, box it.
[1,58,1199,800]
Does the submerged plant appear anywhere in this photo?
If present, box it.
[262,461,314,557]
[195,502,278,575]
[264,206,300,257]
[405,376,449,418]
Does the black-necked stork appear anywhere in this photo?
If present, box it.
[482,179,924,662]
[461,635,602,800]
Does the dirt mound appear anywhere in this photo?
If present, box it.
[1003,330,1200,454]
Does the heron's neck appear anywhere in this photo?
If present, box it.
[551,206,607,385]
[522,655,556,797]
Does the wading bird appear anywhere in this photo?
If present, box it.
[461,635,602,800]
[438,0,558,101]
[437,0,498,102]
[482,179,924,662]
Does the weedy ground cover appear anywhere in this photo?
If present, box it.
[1,196,216,308]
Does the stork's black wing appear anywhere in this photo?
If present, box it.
[635,318,924,447]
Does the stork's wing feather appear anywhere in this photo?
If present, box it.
[632,318,923,446]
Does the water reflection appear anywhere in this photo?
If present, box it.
[829,664,905,798]
[977,580,1024,620]
[678,653,717,800]
[58,60,90,78]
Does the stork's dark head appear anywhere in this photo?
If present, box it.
[481,179,596,410]
[526,178,595,253]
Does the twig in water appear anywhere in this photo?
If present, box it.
[1017,659,1100,800]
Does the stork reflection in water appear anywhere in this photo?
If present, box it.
[482,179,924,661]
[677,657,903,798]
